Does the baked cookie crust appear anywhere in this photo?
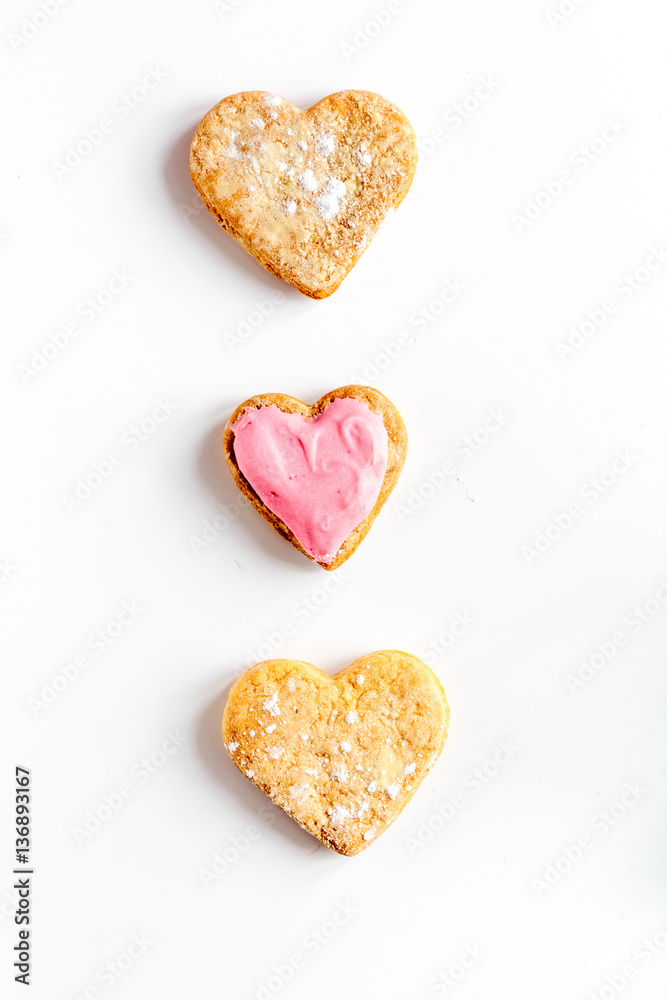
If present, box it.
[223,651,450,856]
[190,90,417,298]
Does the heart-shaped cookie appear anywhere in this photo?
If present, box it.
[190,90,417,298]
[223,651,449,855]
[223,385,407,569]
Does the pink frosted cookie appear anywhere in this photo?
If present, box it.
[190,90,418,298]
[223,386,407,569]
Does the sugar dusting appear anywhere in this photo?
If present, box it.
[316,133,336,153]
[216,103,395,245]
[263,693,280,717]
[225,129,240,159]
[329,805,349,826]
[298,169,317,192]
[317,179,346,221]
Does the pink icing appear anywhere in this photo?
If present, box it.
[231,397,388,563]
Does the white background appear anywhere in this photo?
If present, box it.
[2,0,667,997]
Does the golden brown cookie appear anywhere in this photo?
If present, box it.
[223,385,407,570]
[222,651,450,855]
[190,90,417,298]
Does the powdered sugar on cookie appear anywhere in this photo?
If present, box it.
[190,89,418,298]
[263,693,280,716]
[221,651,449,855]
[298,169,318,193]
[316,179,347,221]
[316,133,336,153]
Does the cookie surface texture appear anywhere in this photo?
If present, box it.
[190,90,417,298]
[222,651,449,855]
[223,385,407,569]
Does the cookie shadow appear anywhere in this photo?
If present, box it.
[198,415,319,574]
[197,681,328,857]
[163,123,293,294]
